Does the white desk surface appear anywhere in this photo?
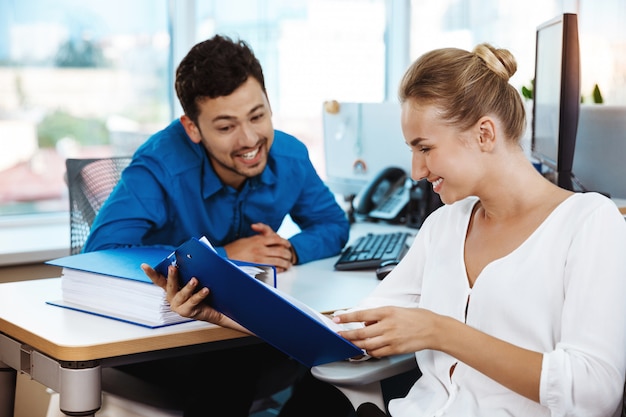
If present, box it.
[0,221,411,362]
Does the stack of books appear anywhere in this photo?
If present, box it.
[46,239,277,329]
[47,247,190,328]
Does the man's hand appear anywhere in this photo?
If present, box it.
[223,222,295,272]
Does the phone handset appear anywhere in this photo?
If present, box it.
[353,166,409,221]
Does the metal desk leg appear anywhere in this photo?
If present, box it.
[28,350,102,417]
[0,360,17,417]
[58,364,101,416]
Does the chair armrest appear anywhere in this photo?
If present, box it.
[311,354,416,387]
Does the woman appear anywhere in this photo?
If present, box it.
[333,43,626,416]
[144,43,626,417]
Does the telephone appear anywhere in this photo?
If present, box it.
[353,166,410,222]
[353,166,443,227]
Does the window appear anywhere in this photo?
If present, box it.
[408,0,626,104]
[11,0,624,222]
[193,0,388,177]
[0,0,170,216]
[0,0,388,219]
[407,0,626,159]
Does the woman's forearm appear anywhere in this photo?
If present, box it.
[436,315,543,402]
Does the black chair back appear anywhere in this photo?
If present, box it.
[65,157,131,254]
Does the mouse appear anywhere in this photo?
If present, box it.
[375,260,399,280]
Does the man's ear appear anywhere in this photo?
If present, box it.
[477,117,496,152]
[265,93,273,116]
[180,115,202,144]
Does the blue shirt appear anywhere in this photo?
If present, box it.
[83,120,350,264]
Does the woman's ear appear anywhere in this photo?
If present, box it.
[477,117,497,152]
[180,115,202,144]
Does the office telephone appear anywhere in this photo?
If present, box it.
[353,166,443,227]
[354,166,410,222]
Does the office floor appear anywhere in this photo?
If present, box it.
[14,374,51,417]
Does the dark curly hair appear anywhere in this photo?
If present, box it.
[175,34,266,124]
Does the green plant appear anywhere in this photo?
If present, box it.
[591,83,604,104]
[37,110,110,148]
[521,79,534,100]
[580,84,604,104]
[523,80,604,104]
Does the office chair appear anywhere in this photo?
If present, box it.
[314,356,626,417]
[311,354,419,413]
[49,157,293,417]
[65,157,132,255]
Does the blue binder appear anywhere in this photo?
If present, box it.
[47,246,171,282]
[155,237,364,367]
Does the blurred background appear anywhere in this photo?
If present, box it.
[0,0,624,218]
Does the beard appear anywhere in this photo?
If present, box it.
[200,132,270,184]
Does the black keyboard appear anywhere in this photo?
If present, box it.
[334,232,411,270]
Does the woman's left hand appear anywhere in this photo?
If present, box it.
[334,306,442,357]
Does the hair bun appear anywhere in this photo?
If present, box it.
[473,43,517,81]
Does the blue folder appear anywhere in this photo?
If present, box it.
[47,246,171,282]
[154,237,364,367]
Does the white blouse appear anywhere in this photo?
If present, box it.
[357,193,626,417]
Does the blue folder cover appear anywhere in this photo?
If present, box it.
[154,237,363,367]
[46,247,171,283]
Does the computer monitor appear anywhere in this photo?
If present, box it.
[573,105,626,198]
[531,13,581,191]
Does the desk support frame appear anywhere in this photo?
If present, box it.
[0,330,260,417]
[0,360,16,417]
[0,332,102,417]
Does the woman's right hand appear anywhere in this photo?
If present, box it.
[141,263,225,324]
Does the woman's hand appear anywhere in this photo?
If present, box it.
[141,263,226,325]
[334,306,442,358]
[336,305,544,402]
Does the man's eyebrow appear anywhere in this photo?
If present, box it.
[211,114,236,123]
[210,104,266,123]
[247,104,265,115]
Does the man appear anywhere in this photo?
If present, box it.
[84,35,351,416]
[84,36,349,272]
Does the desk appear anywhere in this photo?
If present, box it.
[0,221,409,417]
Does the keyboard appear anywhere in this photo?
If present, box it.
[334,231,411,270]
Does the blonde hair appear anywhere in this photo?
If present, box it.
[398,43,526,143]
